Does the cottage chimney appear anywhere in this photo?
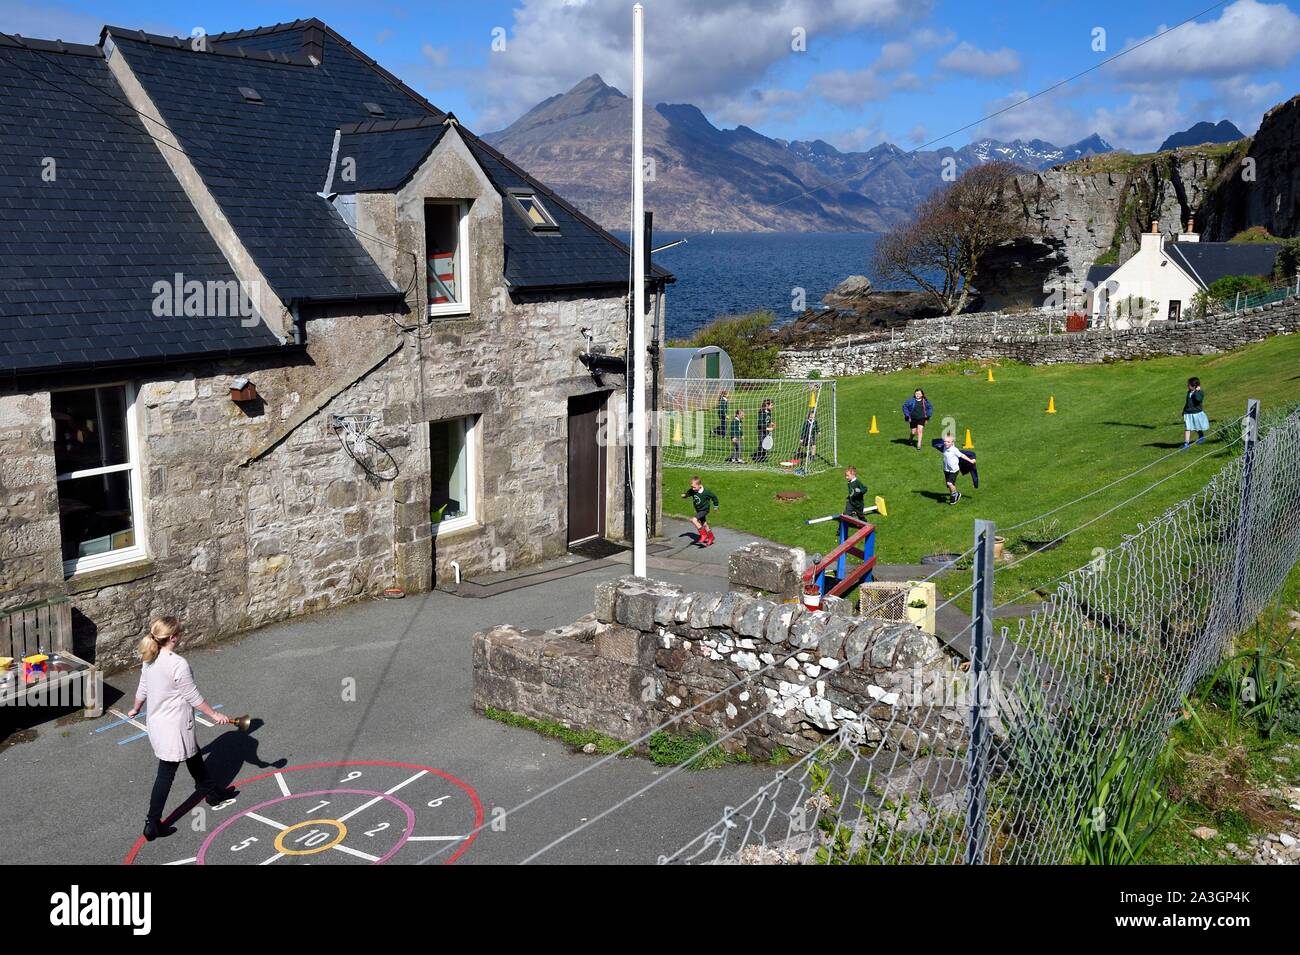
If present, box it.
[1140,218,1165,255]
[1179,216,1200,243]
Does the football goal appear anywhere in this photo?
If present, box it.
[661,377,837,475]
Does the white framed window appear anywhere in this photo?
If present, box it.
[52,383,147,576]
[426,200,471,318]
[430,415,478,533]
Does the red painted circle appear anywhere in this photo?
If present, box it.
[124,759,483,865]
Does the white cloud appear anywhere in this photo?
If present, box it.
[1110,0,1300,80]
[421,44,449,67]
[826,121,888,152]
[937,41,1021,77]
[1199,76,1284,134]
[977,84,1189,153]
[468,0,929,128]
[910,26,956,50]
[904,122,929,145]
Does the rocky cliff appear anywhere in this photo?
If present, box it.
[975,143,1248,308]
[975,93,1300,309]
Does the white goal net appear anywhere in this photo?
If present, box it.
[661,377,836,475]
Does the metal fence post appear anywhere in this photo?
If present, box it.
[965,519,996,864]
[1231,399,1261,630]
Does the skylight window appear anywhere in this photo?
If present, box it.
[363,102,385,117]
[508,190,558,231]
[238,86,263,104]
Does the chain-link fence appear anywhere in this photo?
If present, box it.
[667,401,1300,865]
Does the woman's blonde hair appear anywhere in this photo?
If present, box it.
[138,616,181,664]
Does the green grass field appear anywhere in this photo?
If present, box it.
[663,333,1300,603]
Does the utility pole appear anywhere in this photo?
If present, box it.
[631,2,647,578]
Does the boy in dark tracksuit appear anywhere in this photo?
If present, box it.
[728,410,744,463]
[798,411,819,462]
[844,466,868,519]
[753,400,773,461]
[682,476,719,546]
[714,391,730,437]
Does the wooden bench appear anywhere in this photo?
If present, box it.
[0,597,101,717]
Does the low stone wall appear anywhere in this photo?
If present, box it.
[472,573,963,761]
[780,299,1300,377]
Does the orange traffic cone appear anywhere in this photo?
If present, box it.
[869,415,879,435]
[963,429,974,449]
[1046,396,1057,414]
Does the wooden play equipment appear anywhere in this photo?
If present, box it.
[0,596,99,716]
[802,507,884,600]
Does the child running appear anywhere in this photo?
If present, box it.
[682,475,720,546]
[844,466,868,520]
[902,388,933,450]
[939,433,975,505]
[1183,377,1208,448]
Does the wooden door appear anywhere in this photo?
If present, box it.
[567,392,607,544]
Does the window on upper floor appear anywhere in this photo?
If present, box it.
[52,383,146,576]
[426,201,471,317]
[507,189,558,232]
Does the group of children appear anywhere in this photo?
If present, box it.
[712,390,821,467]
[684,376,1212,546]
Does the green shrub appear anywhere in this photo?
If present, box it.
[682,311,782,379]
[1229,226,1277,243]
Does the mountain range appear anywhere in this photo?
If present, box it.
[483,74,1118,233]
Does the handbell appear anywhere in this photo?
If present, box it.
[225,714,253,733]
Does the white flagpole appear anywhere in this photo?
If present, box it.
[631,2,647,578]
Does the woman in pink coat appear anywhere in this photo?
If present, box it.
[126,617,234,841]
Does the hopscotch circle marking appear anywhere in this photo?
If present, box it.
[124,760,483,865]
[197,789,412,864]
[275,818,347,856]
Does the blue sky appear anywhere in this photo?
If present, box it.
[5,0,1300,152]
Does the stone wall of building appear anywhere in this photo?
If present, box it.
[472,572,964,761]
[780,298,1300,378]
[0,122,664,671]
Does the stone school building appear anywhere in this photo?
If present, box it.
[0,20,669,669]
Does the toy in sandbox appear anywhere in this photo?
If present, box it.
[801,497,887,610]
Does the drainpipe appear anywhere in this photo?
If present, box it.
[449,560,461,585]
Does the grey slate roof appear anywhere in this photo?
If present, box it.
[106,29,410,306]
[463,131,672,290]
[1085,264,1118,288]
[1165,241,1280,288]
[110,20,670,294]
[0,36,283,376]
[2,19,670,378]
[330,118,447,194]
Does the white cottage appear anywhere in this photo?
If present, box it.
[1087,220,1279,328]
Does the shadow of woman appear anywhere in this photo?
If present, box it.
[161,721,286,826]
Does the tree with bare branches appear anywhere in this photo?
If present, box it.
[873,161,1023,316]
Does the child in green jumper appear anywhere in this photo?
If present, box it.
[682,476,719,546]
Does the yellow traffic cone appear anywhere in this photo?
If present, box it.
[1046,396,1057,414]
[963,429,974,449]
[987,367,995,383]
[672,414,683,444]
[869,415,879,435]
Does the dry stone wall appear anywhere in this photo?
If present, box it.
[781,298,1300,378]
[472,572,965,761]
